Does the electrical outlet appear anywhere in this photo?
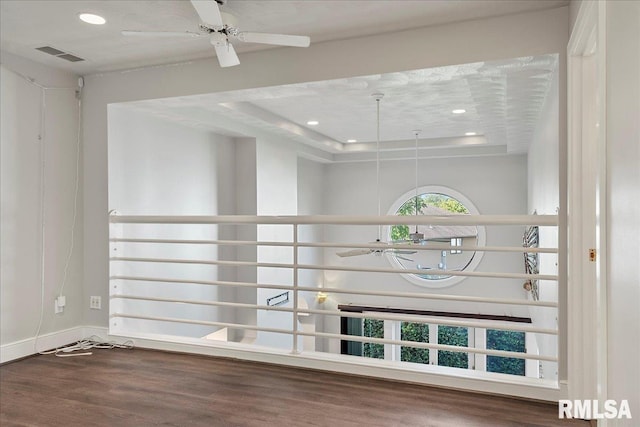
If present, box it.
[54,295,65,314]
[53,298,64,314]
[89,296,101,310]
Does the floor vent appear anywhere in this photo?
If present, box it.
[35,46,85,62]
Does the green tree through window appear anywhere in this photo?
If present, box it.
[438,326,468,368]
[486,329,525,376]
[391,193,469,241]
[401,322,429,364]
[363,318,384,359]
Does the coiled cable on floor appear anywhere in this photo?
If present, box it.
[39,335,134,357]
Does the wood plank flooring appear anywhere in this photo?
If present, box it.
[1,348,588,426]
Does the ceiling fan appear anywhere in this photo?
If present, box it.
[122,0,311,68]
[336,93,416,261]
[337,245,416,262]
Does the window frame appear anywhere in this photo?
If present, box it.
[339,305,530,377]
[385,185,486,288]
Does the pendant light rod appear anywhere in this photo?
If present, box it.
[372,92,384,241]
[413,130,420,205]
[410,129,424,243]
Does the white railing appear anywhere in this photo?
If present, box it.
[109,213,559,387]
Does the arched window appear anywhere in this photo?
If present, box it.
[387,186,485,288]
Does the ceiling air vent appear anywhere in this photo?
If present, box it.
[58,54,84,62]
[36,46,66,56]
[35,46,85,62]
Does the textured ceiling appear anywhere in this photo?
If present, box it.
[1,1,560,158]
[122,54,558,156]
[1,0,568,74]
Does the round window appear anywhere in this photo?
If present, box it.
[386,186,485,288]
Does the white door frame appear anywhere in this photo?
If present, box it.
[567,0,608,406]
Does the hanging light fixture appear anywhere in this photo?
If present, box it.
[372,92,384,242]
[409,130,425,243]
[336,92,416,260]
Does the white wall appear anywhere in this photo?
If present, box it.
[108,106,236,338]
[232,137,257,341]
[1,53,82,354]
[321,154,532,351]
[297,157,327,351]
[605,0,640,420]
[254,137,298,349]
[527,67,560,380]
[82,6,568,331]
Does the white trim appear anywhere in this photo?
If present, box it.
[0,327,86,364]
[82,325,110,337]
[1,326,113,364]
[567,0,608,406]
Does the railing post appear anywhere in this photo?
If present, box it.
[108,210,122,332]
[292,223,299,354]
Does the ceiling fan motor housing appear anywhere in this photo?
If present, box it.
[210,32,228,46]
[410,231,425,243]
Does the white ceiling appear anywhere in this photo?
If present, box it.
[2,1,562,158]
[1,0,567,75]
[122,54,558,157]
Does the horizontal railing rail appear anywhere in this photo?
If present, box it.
[112,293,558,335]
[110,214,558,226]
[110,257,557,281]
[109,212,559,383]
[110,275,558,308]
[111,312,557,362]
[109,238,558,254]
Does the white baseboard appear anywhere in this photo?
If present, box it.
[81,326,109,338]
[0,326,110,364]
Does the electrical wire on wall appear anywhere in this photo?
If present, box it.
[57,83,82,302]
[10,70,66,355]
[4,67,131,356]
[7,69,77,354]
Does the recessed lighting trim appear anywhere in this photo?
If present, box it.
[79,13,106,25]
[465,132,477,136]
[306,120,319,126]
[452,109,466,114]
[347,139,357,143]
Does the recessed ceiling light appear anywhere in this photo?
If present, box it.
[452,109,466,114]
[306,120,319,126]
[465,132,477,136]
[347,139,357,143]
[79,13,106,25]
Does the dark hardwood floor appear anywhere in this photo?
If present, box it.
[1,348,588,426]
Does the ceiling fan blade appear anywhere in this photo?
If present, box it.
[236,32,310,47]
[391,250,418,255]
[336,249,373,258]
[122,30,202,38]
[213,41,240,67]
[190,0,224,28]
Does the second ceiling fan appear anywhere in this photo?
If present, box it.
[122,0,311,68]
[336,93,416,261]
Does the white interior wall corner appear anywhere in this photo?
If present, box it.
[1,57,82,347]
[526,66,560,381]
